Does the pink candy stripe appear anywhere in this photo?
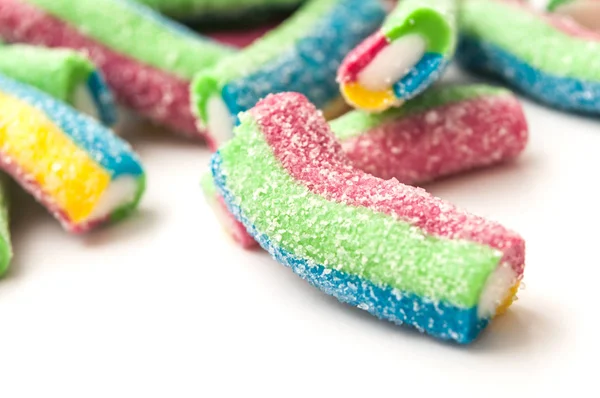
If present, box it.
[250,93,525,275]
[342,96,528,184]
[0,0,203,139]
[337,31,388,84]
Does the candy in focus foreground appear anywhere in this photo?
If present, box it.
[193,0,386,149]
[337,0,457,112]
[0,42,116,126]
[203,84,529,250]
[457,0,600,115]
[0,73,146,233]
[0,0,234,144]
[0,174,11,277]
[210,92,526,343]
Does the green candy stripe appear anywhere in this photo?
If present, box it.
[547,0,574,11]
[460,0,600,81]
[0,175,12,277]
[135,0,303,16]
[219,115,502,309]
[382,0,457,55]
[26,0,233,80]
[0,44,93,105]
[330,84,511,140]
[194,0,338,84]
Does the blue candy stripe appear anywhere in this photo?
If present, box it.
[211,152,489,344]
[393,52,448,100]
[0,73,143,179]
[457,36,600,114]
[221,0,386,117]
[86,71,118,127]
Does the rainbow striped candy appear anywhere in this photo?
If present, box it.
[0,43,116,126]
[332,84,529,183]
[0,72,146,233]
[193,0,386,149]
[457,0,600,114]
[0,0,233,144]
[337,0,457,112]
[210,92,526,343]
[0,175,12,278]
[202,85,529,251]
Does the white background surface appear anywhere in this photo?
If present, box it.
[0,64,597,396]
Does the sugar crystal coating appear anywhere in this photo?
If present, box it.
[0,0,232,140]
[0,73,145,233]
[0,43,116,126]
[211,92,526,343]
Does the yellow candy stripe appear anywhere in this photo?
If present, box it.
[0,91,110,223]
[495,281,521,317]
[341,82,403,112]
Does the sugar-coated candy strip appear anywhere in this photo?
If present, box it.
[457,0,600,114]
[0,174,12,278]
[0,73,146,233]
[337,0,457,112]
[210,92,526,343]
[0,43,116,126]
[203,84,529,250]
[0,0,234,143]
[134,0,303,23]
[331,84,529,183]
[548,0,600,32]
[193,0,386,149]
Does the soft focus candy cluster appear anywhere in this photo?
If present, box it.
[0,0,597,343]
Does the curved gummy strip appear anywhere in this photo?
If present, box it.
[213,162,489,343]
[332,85,529,183]
[23,0,233,80]
[0,74,145,231]
[0,175,11,277]
[214,93,526,308]
[0,44,117,126]
[193,0,386,127]
[459,0,600,81]
[205,85,528,251]
[0,0,202,138]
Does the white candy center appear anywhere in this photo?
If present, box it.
[208,96,235,149]
[73,83,99,121]
[88,176,139,221]
[357,34,427,92]
[477,263,518,319]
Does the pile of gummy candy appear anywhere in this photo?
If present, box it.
[0,0,597,344]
